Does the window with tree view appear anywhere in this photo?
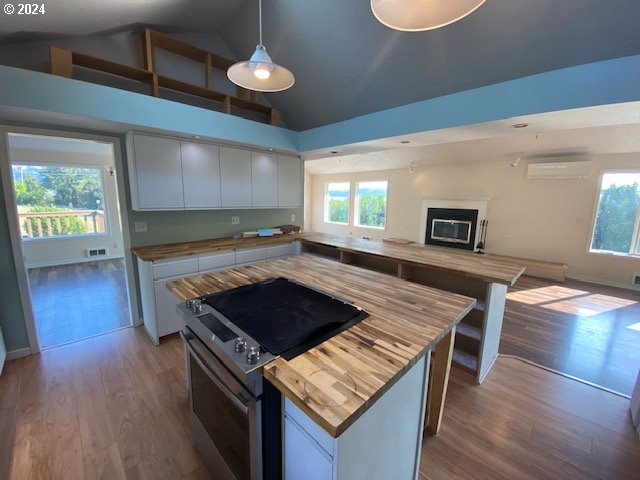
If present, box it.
[12,164,107,240]
[590,172,640,256]
[324,182,350,224]
[355,181,388,229]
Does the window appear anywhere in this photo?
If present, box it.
[324,182,350,224]
[12,164,108,239]
[590,172,640,256]
[355,181,388,229]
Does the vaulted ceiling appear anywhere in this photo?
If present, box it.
[2,0,640,132]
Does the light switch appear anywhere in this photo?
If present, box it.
[134,221,148,233]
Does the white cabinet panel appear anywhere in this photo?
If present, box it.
[285,398,334,457]
[152,257,199,280]
[181,142,221,209]
[132,134,184,210]
[285,417,333,480]
[251,152,278,207]
[198,251,236,272]
[277,155,301,208]
[154,280,185,337]
[265,243,294,260]
[235,247,266,266]
[220,147,252,208]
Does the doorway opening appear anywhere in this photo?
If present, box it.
[7,132,132,349]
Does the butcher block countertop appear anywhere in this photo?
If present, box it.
[132,233,302,262]
[167,254,475,437]
[300,232,525,286]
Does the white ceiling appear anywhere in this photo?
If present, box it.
[303,102,640,174]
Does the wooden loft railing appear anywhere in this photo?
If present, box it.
[49,28,282,126]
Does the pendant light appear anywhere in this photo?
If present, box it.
[371,0,485,32]
[227,0,294,92]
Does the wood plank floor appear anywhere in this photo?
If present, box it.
[501,276,640,396]
[28,259,131,349]
[1,327,637,479]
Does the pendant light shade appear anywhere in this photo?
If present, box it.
[371,0,485,32]
[227,0,294,92]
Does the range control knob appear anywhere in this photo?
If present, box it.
[234,337,247,353]
[189,299,203,314]
[247,346,260,365]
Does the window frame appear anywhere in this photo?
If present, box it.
[323,181,351,225]
[353,180,388,231]
[12,161,111,242]
[587,169,640,259]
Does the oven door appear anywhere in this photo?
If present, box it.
[181,329,262,480]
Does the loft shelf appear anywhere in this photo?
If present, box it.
[49,28,282,126]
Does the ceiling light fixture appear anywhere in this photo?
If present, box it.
[511,123,529,129]
[511,152,523,167]
[227,0,294,92]
[371,0,485,32]
[400,140,411,144]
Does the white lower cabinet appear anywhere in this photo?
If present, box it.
[137,242,300,344]
[283,354,430,480]
[0,327,6,376]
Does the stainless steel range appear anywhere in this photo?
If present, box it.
[179,277,368,480]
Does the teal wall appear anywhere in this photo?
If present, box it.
[0,176,29,351]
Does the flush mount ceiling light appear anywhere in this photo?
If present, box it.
[371,0,485,32]
[227,0,294,92]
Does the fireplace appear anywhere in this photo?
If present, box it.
[425,208,478,251]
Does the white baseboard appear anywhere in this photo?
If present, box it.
[6,347,31,361]
[566,274,640,292]
[26,254,124,269]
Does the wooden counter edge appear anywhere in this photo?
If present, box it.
[132,233,302,262]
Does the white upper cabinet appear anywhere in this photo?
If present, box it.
[251,152,278,208]
[130,134,184,210]
[220,147,253,208]
[278,154,302,208]
[181,142,222,209]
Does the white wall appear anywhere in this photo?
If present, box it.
[9,147,124,267]
[309,153,640,289]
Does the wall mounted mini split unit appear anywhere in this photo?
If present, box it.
[527,159,592,179]
[85,248,108,258]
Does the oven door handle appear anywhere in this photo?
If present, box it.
[181,331,250,414]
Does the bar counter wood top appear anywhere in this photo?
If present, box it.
[132,233,302,261]
[300,232,525,286]
[167,254,475,437]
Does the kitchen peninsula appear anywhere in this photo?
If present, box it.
[299,232,526,384]
[168,254,475,479]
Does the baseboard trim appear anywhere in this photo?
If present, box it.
[6,347,31,361]
[499,354,631,399]
[566,274,640,292]
[25,254,124,269]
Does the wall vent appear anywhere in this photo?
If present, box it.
[85,248,108,258]
[633,274,640,286]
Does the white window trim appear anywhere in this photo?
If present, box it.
[354,180,388,231]
[586,169,640,259]
[323,181,350,225]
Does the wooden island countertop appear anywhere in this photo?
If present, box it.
[300,232,525,286]
[167,254,475,437]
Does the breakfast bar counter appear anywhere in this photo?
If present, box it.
[167,254,475,438]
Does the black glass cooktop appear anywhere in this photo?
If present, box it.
[201,277,369,360]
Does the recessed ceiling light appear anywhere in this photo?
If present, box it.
[330,150,339,154]
[511,123,529,129]
[268,147,275,152]
[193,135,202,139]
[400,140,411,144]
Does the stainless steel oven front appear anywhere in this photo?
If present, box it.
[181,328,263,480]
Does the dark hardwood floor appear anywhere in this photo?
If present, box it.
[28,259,131,349]
[1,328,638,480]
[501,275,640,396]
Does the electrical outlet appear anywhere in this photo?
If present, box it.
[134,221,147,233]
[231,216,240,225]
[291,214,296,223]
